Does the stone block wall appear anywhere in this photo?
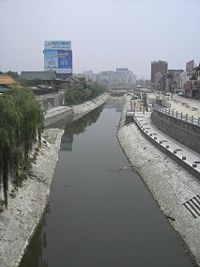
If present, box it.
[44,108,72,127]
[151,109,200,153]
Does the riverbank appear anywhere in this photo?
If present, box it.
[72,93,108,115]
[0,93,109,267]
[117,95,200,266]
[0,128,64,267]
[44,93,108,127]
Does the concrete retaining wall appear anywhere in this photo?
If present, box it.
[44,106,72,127]
[133,116,200,180]
[36,92,65,111]
[72,93,108,115]
[151,109,200,153]
[44,93,108,127]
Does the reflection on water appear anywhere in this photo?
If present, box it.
[64,105,103,136]
[61,106,103,151]
[20,205,50,267]
[20,105,104,267]
[61,134,73,151]
[19,98,193,267]
[104,97,124,112]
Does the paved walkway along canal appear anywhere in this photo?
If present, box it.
[19,100,194,267]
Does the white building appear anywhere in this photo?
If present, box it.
[116,68,136,85]
[97,71,110,86]
[83,70,94,81]
[79,68,136,87]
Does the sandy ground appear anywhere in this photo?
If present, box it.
[148,92,200,117]
[169,98,200,117]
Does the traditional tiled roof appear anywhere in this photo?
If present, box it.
[0,75,16,85]
[66,76,79,82]
[55,73,71,80]
[19,71,55,81]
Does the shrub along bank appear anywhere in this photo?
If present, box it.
[64,81,106,106]
[0,87,44,207]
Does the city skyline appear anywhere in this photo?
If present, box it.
[0,0,200,79]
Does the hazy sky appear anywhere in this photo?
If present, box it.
[0,0,200,78]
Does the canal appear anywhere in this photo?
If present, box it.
[20,99,193,267]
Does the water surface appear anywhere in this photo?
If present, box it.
[20,101,193,267]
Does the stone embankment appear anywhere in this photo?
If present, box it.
[151,108,200,154]
[72,93,108,115]
[44,106,72,127]
[0,129,64,267]
[0,93,108,267]
[117,95,200,266]
[44,93,108,127]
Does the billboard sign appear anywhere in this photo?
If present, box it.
[44,50,58,71]
[44,40,71,50]
[44,50,72,73]
[57,50,72,74]
[186,60,194,72]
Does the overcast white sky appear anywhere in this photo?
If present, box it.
[0,0,200,78]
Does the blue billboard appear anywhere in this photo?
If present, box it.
[44,49,72,74]
[57,50,72,73]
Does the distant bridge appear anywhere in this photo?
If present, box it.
[109,86,151,95]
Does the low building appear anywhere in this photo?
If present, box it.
[187,64,200,98]
[0,74,16,87]
[20,71,55,85]
[19,71,69,90]
[0,74,16,94]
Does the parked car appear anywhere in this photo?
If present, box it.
[178,91,185,96]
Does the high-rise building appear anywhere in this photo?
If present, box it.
[116,68,129,85]
[82,70,94,81]
[151,60,168,83]
[43,40,73,76]
[116,68,136,85]
[96,68,136,86]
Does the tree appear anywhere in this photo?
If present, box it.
[0,71,19,80]
[64,81,106,106]
[0,86,44,206]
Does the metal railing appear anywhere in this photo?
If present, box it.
[154,105,200,126]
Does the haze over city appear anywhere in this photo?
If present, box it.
[0,0,200,78]
[1,1,200,267]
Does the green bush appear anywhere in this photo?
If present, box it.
[64,82,106,106]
